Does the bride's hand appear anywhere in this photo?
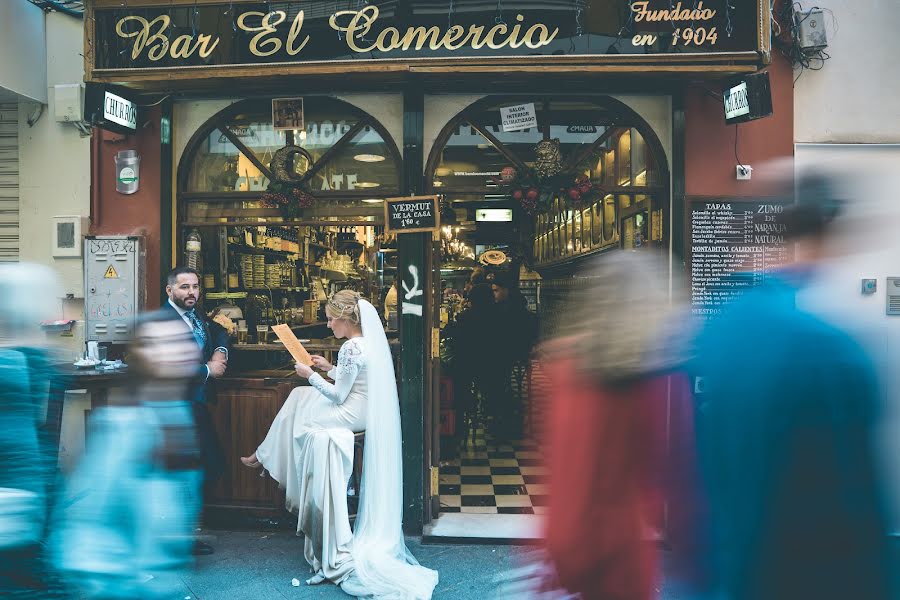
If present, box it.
[310,355,333,371]
[295,362,314,379]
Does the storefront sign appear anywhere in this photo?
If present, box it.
[500,103,537,132]
[689,199,792,318]
[723,71,773,124]
[385,196,440,235]
[476,209,513,222]
[88,2,765,72]
[83,83,140,135]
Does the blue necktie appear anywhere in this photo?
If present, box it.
[186,309,207,349]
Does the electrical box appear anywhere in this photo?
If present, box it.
[796,9,827,52]
[84,236,144,343]
[53,83,84,123]
[887,278,900,316]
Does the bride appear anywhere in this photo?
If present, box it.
[241,290,438,599]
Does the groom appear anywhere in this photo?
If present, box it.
[163,266,230,555]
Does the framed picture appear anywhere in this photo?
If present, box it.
[52,215,84,258]
[272,98,304,131]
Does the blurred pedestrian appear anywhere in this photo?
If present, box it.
[541,251,681,600]
[52,312,204,599]
[0,264,62,597]
[162,266,230,555]
[693,170,893,600]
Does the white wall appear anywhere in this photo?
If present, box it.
[795,144,900,532]
[19,12,90,318]
[17,12,92,469]
[792,1,900,528]
[793,1,900,143]
[0,1,47,103]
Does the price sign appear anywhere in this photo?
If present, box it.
[384,195,440,235]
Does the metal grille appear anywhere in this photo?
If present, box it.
[0,104,18,263]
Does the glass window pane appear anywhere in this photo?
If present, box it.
[305,125,400,192]
[582,206,592,249]
[603,194,616,242]
[592,200,603,246]
[616,130,632,186]
[186,128,261,192]
[433,123,512,193]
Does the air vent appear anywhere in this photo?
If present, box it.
[887,278,900,315]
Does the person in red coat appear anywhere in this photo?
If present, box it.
[541,251,683,600]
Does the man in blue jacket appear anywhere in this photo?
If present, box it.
[162,266,229,555]
[693,172,892,600]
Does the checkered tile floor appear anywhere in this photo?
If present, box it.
[439,429,548,515]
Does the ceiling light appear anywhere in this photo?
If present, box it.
[435,167,452,177]
[354,154,385,163]
[433,181,444,187]
[355,182,380,189]
[362,198,383,204]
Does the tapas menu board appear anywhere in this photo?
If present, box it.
[385,196,440,235]
[690,199,793,317]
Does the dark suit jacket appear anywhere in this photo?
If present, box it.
[160,302,230,479]
[160,301,230,406]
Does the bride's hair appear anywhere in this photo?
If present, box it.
[326,289,364,324]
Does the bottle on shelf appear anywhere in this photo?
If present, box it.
[185,228,202,271]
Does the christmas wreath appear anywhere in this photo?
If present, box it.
[260,145,316,219]
[495,139,603,216]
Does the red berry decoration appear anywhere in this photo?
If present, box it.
[526,188,539,201]
[512,189,524,200]
[568,188,582,202]
[579,183,592,195]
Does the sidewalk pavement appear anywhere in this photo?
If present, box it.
[172,530,700,600]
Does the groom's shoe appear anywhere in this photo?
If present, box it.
[192,541,215,556]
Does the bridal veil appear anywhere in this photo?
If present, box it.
[341,299,438,599]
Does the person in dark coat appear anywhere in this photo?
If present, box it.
[693,171,893,600]
[161,266,229,555]
[449,283,496,445]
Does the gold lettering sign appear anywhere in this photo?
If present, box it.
[108,2,733,64]
[113,7,560,61]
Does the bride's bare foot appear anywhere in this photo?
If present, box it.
[240,453,261,469]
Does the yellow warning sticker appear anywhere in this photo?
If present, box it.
[104,265,119,279]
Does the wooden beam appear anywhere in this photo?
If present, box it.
[465,120,529,174]
[215,122,275,182]
[300,119,369,185]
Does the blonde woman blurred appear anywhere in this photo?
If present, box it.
[541,251,684,600]
[241,290,438,599]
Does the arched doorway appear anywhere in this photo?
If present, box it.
[424,96,669,535]
[172,97,406,517]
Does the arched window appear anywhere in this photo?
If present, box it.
[425,96,668,266]
[178,97,401,224]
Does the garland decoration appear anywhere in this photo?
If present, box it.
[260,145,316,219]
[498,169,602,216]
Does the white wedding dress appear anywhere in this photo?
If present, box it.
[254,300,438,599]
